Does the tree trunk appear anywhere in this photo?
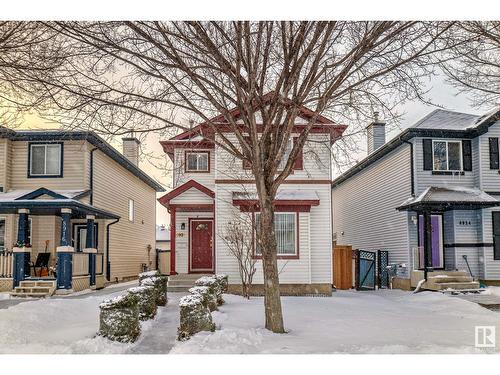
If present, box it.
[258,198,285,333]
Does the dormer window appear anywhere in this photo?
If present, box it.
[185,151,209,172]
[28,143,63,178]
[432,140,462,172]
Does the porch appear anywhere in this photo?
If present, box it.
[0,188,119,295]
[398,186,500,290]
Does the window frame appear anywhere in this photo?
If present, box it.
[432,139,463,172]
[278,139,294,171]
[128,199,135,222]
[73,223,99,252]
[493,212,500,261]
[184,151,210,173]
[253,212,299,259]
[27,142,64,178]
[0,217,6,253]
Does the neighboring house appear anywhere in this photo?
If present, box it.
[332,108,500,289]
[156,224,171,251]
[158,104,347,295]
[0,127,164,294]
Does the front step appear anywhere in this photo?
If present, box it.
[11,280,56,298]
[167,273,213,293]
[428,275,473,283]
[423,281,480,291]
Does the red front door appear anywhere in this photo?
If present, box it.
[190,219,214,272]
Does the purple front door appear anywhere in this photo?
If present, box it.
[418,214,444,269]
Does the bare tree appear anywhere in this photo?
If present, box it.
[439,21,500,107]
[220,213,257,299]
[0,21,452,332]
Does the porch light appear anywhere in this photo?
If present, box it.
[180,223,186,230]
[411,215,417,225]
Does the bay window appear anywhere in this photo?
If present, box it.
[432,140,462,171]
[255,212,297,257]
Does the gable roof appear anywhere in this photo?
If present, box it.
[332,107,500,188]
[157,179,215,208]
[0,129,164,192]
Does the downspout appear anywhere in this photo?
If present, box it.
[89,148,98,205]
[402,139,415,197]
[105,218,120,281]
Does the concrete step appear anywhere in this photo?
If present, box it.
[167,285,194,293]
[19,281,37,287]
[428,276,474,283]
[167,279,202,286]
[428,270,469,277]
[424,281,480,291]
[10,292,49,298]
[14,286,52,293]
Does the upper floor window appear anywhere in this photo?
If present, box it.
[128,199,135,222]
[278,139,294,170]
[432,140,462,171]
[28,143,63,178]
[185,151,209,172]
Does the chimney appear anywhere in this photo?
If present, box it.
[366,111,386,154]
[122,136,140,166]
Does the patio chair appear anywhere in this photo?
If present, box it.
[31,253,51,277]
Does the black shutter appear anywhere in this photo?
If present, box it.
[423,139,433,171]
[462,139,472,171]
[489,137,499,169]
[493,212,500,260]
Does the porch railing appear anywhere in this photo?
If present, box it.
[72,252,89,277]
[0,251,13,278]
[96,253,104,275]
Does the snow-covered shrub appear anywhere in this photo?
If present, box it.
[177,294,215,341]
[140,275,168,306]
[194,276,220,308]
[98,293,140,343]
[214,274,229,304]
[138,270,161,283]
[189,285,217,312]
[128,285,157,321]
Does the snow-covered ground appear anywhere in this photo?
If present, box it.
[172,290,500,354]
[1,288,499,354]
[0,288,181,354]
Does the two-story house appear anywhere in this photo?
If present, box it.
[332,108,500,290]
[0,127,164,295]
[158,104,347,295]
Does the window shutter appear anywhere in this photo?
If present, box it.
[489,137,499,169]
[422,139,433,171]
[462,139,472,171]
[242,136,252,170]
[293,137,303,170]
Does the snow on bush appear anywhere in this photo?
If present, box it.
[189,285,217,312]
[98,292,141,343]
[195,274,228,306]
[128,286,157,321]
[177,294,215,341]
[140,275,168,306]
[138,270,160,283]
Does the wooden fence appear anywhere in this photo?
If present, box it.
[0,251,13,278]
[333,245,353,290]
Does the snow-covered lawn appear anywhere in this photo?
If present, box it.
[0,289,181,354]
[172,290,500,354]
[1,288,499,354]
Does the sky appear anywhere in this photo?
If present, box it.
[10,73,491,228]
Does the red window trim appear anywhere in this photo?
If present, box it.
[251,211,300,260]
[184,150,211,173]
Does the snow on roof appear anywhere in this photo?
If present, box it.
[412,109,481,131]
[156,225,170,242]
[400,186,498,207]
[0,189,87,202]
[232,190,320,201]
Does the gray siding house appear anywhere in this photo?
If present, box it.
[332,108,500,288]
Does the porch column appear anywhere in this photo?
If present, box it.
[85,215,97,288]
[56,208,74,293]
[170,207,177,275]
[13,209,31,287]
[423,211,433,281]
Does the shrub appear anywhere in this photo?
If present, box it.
[177,294,215,341]
[128,285,157,320]
[98,293,140,343]
[140,275,168,306]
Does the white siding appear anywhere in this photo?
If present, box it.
[332,144,412,276]
[170,187,214,204]
[478,120,500,191]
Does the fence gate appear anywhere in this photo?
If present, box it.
[333,245,353,290]
[356,250,376,290]
[377,250,389,289]
[156,249,171,275]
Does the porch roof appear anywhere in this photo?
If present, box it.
[0,189,120,219]
[396,186,500,212]
[232,190,320,211]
